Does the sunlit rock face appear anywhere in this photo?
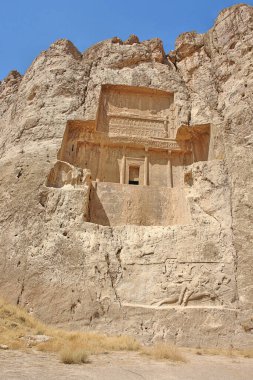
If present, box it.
[0,4,252,348]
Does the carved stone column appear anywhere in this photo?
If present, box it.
[144,147,149,186]
[96,144,104,182]
[167,150,173,188]
[120,148,126,184]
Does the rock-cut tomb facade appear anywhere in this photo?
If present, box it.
[47,84,210,227]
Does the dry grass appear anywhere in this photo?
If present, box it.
[142,342,186,362]
[0,297,140,363]
[0,297,47,350]
[37,331,140,356]
[3,297,251,365]
[242,349,253,359]
[195,347,253,359]
[60,347,89,364]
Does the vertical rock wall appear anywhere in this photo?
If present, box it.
[0,4,252,348]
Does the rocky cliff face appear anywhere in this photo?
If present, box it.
[0,4,252,348]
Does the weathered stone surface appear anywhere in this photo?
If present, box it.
[0,345,9,350]
[123,34,140,45]
[0,4,252,348]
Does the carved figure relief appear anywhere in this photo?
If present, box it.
[46,160,91,188]
[155,263,232,307]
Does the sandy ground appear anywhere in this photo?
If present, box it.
[0,349,253,380]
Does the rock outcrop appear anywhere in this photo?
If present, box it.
[0,4,252,348]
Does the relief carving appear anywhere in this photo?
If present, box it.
[155,263,232,307]
[46,160,91,188]
[109,124,166,139]
[98,85,175,135]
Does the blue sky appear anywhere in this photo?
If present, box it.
[0,1,252,80]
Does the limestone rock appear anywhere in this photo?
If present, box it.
[0,345,9,350]
[175,32,204,61]
[124,34,140,45]
[0,4,252,349]
[111,36,123,44]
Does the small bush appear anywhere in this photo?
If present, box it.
[142,342,186,362]
[60,347,89,364]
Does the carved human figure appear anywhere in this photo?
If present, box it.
[156,264,225,307]
[178,266,213,306]
[64,167,83,186]
[62,167,91,187]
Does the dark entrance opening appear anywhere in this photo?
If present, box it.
[129,166,140,185]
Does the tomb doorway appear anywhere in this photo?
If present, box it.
[129,166,140,185]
